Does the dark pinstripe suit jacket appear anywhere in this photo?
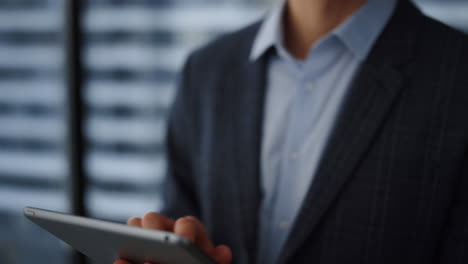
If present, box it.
[161,1,468,263]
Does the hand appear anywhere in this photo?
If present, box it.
[113,212,232,264]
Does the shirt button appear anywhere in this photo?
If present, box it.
[306,82,315,91]
[291,152,300,160]
[279,220,289,230]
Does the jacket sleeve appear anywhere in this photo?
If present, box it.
[438,149,468,263]
[160,54,200,220]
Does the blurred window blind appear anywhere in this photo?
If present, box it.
[0,0,69,264]
[82,0,267,221]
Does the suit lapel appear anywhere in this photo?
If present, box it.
[227,53,269,263]
[277,1,424,263]
[278,63,404,263]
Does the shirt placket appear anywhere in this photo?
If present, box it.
[267,73,319,262]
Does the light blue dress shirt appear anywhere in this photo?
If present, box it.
[250,0,397,263]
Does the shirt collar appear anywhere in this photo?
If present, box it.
[249,0,397,62]
[249,0,285,62]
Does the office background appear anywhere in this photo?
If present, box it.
[0,0,466,263]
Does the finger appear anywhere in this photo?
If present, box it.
[211,245,232,264]
[174,216,197,242]
[142,212,175,231]
[113,259,132,264]
[127,217,142,227]
[174,216,214,255]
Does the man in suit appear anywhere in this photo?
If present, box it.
[115,0,468,263]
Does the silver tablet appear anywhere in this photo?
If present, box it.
[24,207,215,264]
